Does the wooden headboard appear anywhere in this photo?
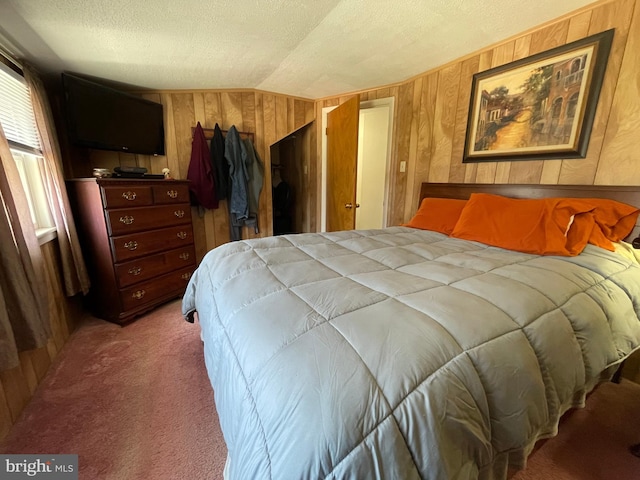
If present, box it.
[419,182,640,242]
[419,183,640,206]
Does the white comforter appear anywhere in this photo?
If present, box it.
[182,227,640,479]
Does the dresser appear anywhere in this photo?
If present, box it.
[67,178,196,324]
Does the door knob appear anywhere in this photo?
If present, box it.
[345,203,353,209]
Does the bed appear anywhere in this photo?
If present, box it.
[182,182,640,480]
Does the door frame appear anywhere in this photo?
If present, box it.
[320,97,395,232]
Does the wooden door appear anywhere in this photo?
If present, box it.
[326,95,360,232]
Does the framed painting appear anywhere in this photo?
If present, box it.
[463,29,614,163]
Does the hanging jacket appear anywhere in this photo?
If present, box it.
[225,125,249,220]
[187,122,218,209]
[226,133,264,241]
[210,123,228,201]
[242,137,264,218]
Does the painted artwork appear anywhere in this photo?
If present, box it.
[463,29,614,163]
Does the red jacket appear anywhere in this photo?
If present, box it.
[187,122,218,209]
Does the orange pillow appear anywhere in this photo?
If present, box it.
[569,212,622,252]
[404,198,468,235]
[582,198,639,242]
[568,212,608,250]
[450,193,596,256]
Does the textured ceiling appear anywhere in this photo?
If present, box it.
[0,0,597,99]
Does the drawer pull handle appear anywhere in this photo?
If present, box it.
[167,190,178,199]
[119,215,134,225]
[181,273,191,280]
[124,240,138,251]
[179,252,190,260]
[177,231,187,240]
[122,191,137,201]
[174,210,185,218]
[128,267,142,276]
[132,290,146,300]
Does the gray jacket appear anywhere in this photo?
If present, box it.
[242,137,264,217]
[225,126,249,219]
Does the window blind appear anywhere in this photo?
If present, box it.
[0,62,42,154]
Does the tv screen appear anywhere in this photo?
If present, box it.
[62,73,165,156]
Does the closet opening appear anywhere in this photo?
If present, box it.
[270,123,313,235]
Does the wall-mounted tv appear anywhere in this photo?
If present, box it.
[62,72,165,156]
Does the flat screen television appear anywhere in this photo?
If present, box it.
[62,72,165,156]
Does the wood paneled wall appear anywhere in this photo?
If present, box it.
[8,0,634,440]
[0,241,84,440]
[315,0,640,226]
[74,91,315,263]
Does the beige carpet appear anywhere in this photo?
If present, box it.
[510,379,640,480]
[0,300,227,479]
[2,299,639,479]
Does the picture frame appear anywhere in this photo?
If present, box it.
[463,29,614,163]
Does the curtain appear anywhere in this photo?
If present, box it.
[0,123,50,371]
[23,63,90,296]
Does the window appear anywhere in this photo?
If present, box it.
[0,61,54,236]
[570,58,582,74]
[566,92,580,120]
[552,97,563,118]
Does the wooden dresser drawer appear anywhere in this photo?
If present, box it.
[106,204,191,235]
[102,185,153,208]
[115,245,196,288]
[111,225,194,263]
[67,178,195,324]
[152,183,190,204]
[120,266,194,312]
